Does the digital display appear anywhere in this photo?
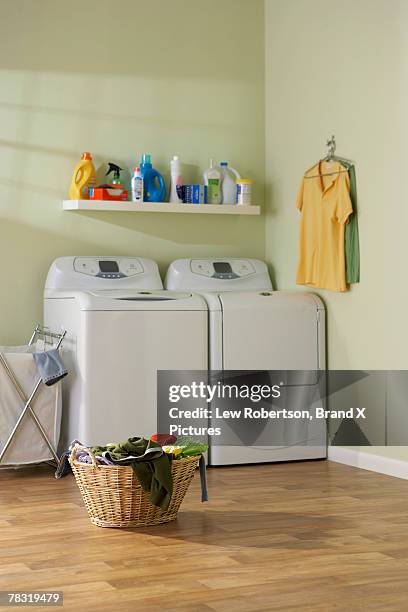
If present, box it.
[213,262,232,273]
[99,260,119,273]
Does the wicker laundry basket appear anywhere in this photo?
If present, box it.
[69,444,200,528]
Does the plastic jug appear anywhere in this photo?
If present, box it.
[140,154,166,202]
[220,161,241,204]
[69,152,96,200]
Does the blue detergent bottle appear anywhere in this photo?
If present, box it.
[139,154,166,202]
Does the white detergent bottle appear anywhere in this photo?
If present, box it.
[203,158,222,204]
[131,166,144,202]
[169,155,183,203]
[220,161,241,204]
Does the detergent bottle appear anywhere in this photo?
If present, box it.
[139,154,166,202]
[220,161,241,204]
[203,158,222,204]
[69,152,96,200]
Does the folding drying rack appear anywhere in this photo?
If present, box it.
[0,324,66,466]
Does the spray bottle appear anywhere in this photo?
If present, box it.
[90,162,128,201]
[106,163,124,187]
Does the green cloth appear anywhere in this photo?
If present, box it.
[342,163,360,284]
[92,437,173,510]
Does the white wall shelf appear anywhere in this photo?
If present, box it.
[63,200,260,215]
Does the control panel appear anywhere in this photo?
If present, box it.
[45,256,164,292]
[165,258,272,292]
[190,259,256,279]
[73,257,144,279]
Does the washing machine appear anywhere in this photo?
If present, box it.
[44,256,208,448]
[165,257,327,465]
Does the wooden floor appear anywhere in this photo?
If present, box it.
[1,460,408,611]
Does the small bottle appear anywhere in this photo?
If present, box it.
[236,179,252,205]
[131,166,144,202]
[169,156,183,203]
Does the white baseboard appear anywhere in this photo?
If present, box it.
[328,447,408,480]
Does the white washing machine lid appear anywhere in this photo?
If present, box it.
[50,289,208,311]
[218,291,324,312]
[199,290,324,312]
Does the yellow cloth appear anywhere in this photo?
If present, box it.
[296,161,353,292]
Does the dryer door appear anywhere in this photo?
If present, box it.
[212,291,326,465]
[219,291,322,370]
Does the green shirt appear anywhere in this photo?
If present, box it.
[341,163,360,284]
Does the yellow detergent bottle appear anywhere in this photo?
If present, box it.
[69,152,96,200]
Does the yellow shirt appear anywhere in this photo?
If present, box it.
[296,161,353,292]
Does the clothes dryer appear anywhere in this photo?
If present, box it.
[165,258,326,465]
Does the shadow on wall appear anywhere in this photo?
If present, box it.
[0,0,265,202]
[72,210,263,245]
[0,217,124,345]
[0,0,263,80]
[0,0,266,344]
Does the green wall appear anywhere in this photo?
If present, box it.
[264,0,408,370]
[264,0,408,461]
[0,0,265,344]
